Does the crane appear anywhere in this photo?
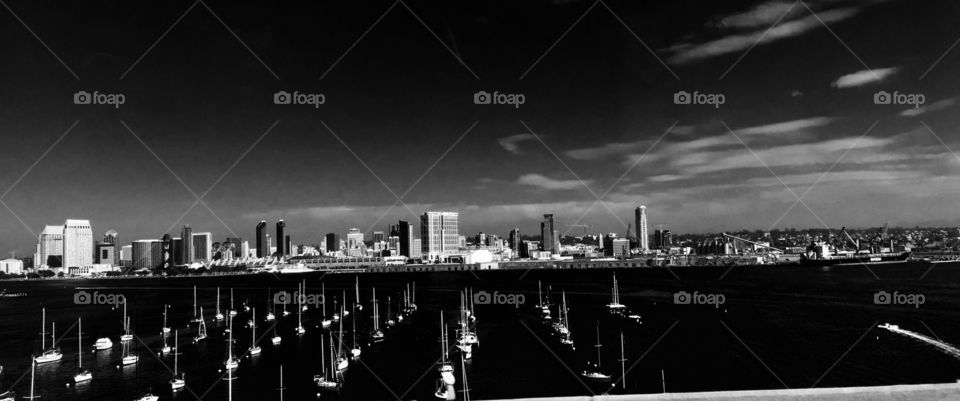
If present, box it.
[721,233,784,253]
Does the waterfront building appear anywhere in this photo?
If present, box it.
[284,235,291,258]
[132,239,161,270]
[509,227,521,256]
[276,220,286,256]
[180,225,193,265]
[636,206,649,251]
[421,211,459,261]
[0,258,24,274]
[347,228,364,249]
[35,225,64,268]
[63,219,93,268]
[256,220,268,258]
[120,245,132,266]
[411,238,422,259]
[161,234,174,269]
[541,214,560,255]
[193,232,213,262]
[95,243,116,265]
[398,220,413,257]
[325,233,340,254]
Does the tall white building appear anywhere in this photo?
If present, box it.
[636,205,649,252]
[346,228,364,249]
[35,225,64,268]
[420,211,459,261]
[192,232,213,262]
[63,219,93,268]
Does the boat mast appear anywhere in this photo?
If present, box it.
[619,331,626,390]
[193,286,197,319]
[77,317,83,369]
[595,322,602,371]
[174,330,179,376]
[40,308,46,350]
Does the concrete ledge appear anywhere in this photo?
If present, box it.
[484,383,960,401]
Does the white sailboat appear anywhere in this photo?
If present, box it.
[34,308,63,364]
[300,281,308,313]
[229,288,238,317]
[321,282,332,327]
[265,288,276,322]
[121,322,139,365]
[120,302,134,342]
[170,330,185,390]
[370,288,384,342]
[350,302,361,359]
[215,287,225,322]
[580,322,611,382]
[335,305,348,371]
[191,286,202,323]
[385,296,396,327]
[353,276,362,312]
[606,273,626,314]
[162,304,171,334]
[558,291,574,347]
[74,317,92,383]
[224,315,239,370]
[313,334,340,390]
[296,287,306,335]
[134,392,159,401]
[435,311,456,400]
[94,335,113,351]
[271,303,282,346]
[193,307,207,343]
[249,308,261,356]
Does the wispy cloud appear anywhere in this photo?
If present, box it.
[735,116,835,135]
[516,173,591,190]
[831,67,898,88]
[498,133,537,155]
[668,6,862,64]
[900,97,956,117]
[718,1,805,29]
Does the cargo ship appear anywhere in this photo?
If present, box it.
[798,241,910,267]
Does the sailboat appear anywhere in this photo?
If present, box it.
[335,305,348,371]
[456,294,474,359]
[536,281,552,320]
[300,281,308,313]
[162,304,171,334]
[350,302,361,359]
[271,303,282,345]
[249,308,261,356]
[121,302,134,342]
[134,391,159,401]
[434,311,456,400]
[26,362,36,400]
[229,288,238,317]
[321,282,332,327]
[224,315,239,370]
[313,334,340,390]
[161,331,172,354]
[265,288,276,322]
[34,308,63,364]
[277,365,286,401]
[353,276,362,313]
[170,330,185,390]
[296,287,306,335]
[385,296,396,327]
[606,273,626,315]
[192,307,207,343]
[74,317,92,382]
[370,288,384,342]
[0,390,14,401]
[458,291,479,345]
[121,321,139,365]
[580,322,611,382]
[191,286,202,323]
[94,334,113,351]
[215,287,225,322]
[558,291,574,347]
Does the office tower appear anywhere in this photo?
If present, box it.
[241,241,250,258]
[603,233,618,256]
[636,206,649,251]
[96,243,116,265]
[398,220,412,257]
[104,229,120,264]
[654,229,663,248]
[325,233,341,254]
[420,211,459,261]
[284,235,291,257]
[179,225,193,265]
[120,245,132,265]
[411,238,422,259]
[36,225,64,268]
[256,220,268,258]
[193,232,213,262]
[540,214,559,254]
[63,219,93,268]
[276,220,286,256]
[475,232,486,246]
[509,227,521,254]
[346,228,364,249]
[387,235,400,251]
[132,240,161,270]
[373,231,385,243]
[266,234,273,256]
[226,237,243,258]
[612,238,630,258]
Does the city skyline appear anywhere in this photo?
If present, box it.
[2,0,960,257]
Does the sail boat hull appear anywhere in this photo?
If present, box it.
[74,370,92,383]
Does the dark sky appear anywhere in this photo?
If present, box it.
[2,0,959,255]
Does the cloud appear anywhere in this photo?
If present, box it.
[831,67,899,88]
[900,97,956,117]
[735,117,835,135]
[719,1,804,29]
[516,173,591,190]
[498,133,537,154]
[668,7,861,64]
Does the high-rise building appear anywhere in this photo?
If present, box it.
[540,214,559,254]
[325,233,341,254]
[420,211,459,261]
[346,228,364,249]
[276,220,286,256]
[509,227,521,255]
[35,225,64,268]
[193,232,212,262]
[256,220,268,258]
[636,206,649,252]
[180,225,193,265]
[104,229,120,265]
[161,234,174,269]
[373,231,385,243]
[132,240,161,270]
[398,220,413,257]
[63,219,93,268]
[284,235,291,257]
[96,243,116,265]
[226,237,243,258]
[411,238,422,259]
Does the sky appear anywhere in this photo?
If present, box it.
[1,0,960,256]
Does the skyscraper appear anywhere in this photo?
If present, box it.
[284,235,291,257]
[420,211,459,261]
[325,233,340,254]
[346,228,364,249]
[398,220,413,257]
[104,229,120,265]
[636,206,649,252]
[63,219,93,268]
[193,232,213,262]
[540,214,559,254]
[35,225,64,268]
[226,237,243,258]
[132,240,161,270]
[180,225,193,265]
[509,227,521,256]
[256,220,268,258]
[276,220,286,256]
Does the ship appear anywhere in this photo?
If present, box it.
[798,240,910,267]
